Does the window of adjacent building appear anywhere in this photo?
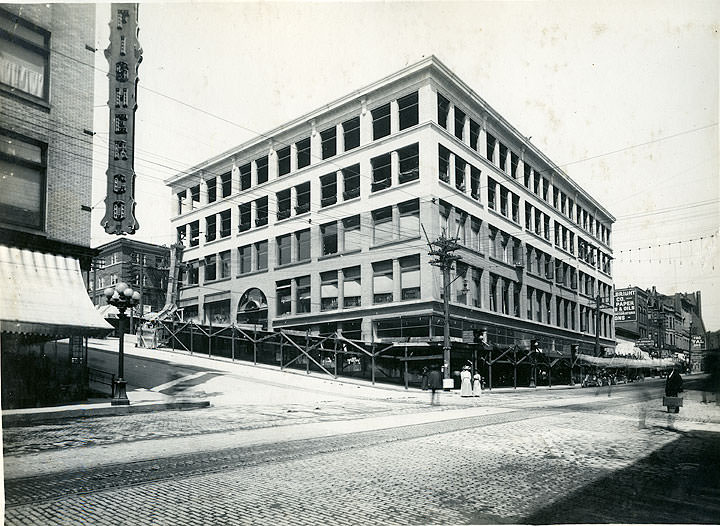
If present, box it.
[296,137,311,169]
[371,152,391,192]
[472,268,482,307]
[221,171,232,197]
[296,228,311,261]
[542,177,549,201]
[343,266,362,307]
[321,271,339,311]
[0,11,49,100]
[398,143,419,184]
[470,166,481,199]
[343,164,360,200]
[489,227,498,259]
[206,214,217,242]
[372,206,393,245]
[438,144,451,183]
[189,220,199,247]
[500,187,509,217]
[486,133,497,163]
[469,119,480,151]
[343,117,360,152]
[256,156,268,184]
[238,202,251,232]
[489,274,498,312]
[219,209,231,238]
[239,163,251,191]
[276,279,291,315]
[295,182,310,215]
[277,189,291,220]
[255,240,268,271]
[276,234,291,266]
[278,145,291,176]
[400,254,421,300]
[527,288,534,320]
[186,260,199,286]
[510,152,519,180]
[499,143,508,172]
[320,126,337,160]
[295,276,311,313]
[525,203,532,230]
[343,215,361,252]
[321,221,338,256]
[543,215,550,241]
[219,250,231,279]
[454,107,465,140]
[0,132,45,229]
[321,172,337,207]
[372,103,391,140]
[176,191,185,215]
[373,260,393,304]
[204,254,217,282]
[536,290,543,322]
[207,178,217,203]
[487,178,497,210]
[437,93,450,129]
[398,91,419,130]
[455,211,467,246]
[255,196,268,227]
[399,199,420,239]
[239,244,252,275]
[501,279,509,315]
[511,194,519,223]
[190,185,200,209]
[455,155,466,191]
[439,200,450,235]
[470,217,482,252]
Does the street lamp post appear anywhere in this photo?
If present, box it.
[104,282,141,406]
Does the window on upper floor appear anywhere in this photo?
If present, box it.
[295,182,310,215]
[276,279,291,315]
[186,260,199,286]
[256,240,268,271]
[343,116,360,152]
[511,194,519,223]
[204,254,217,282]
[454,107,465,141]
[296,228,311,261]
[219,209,231,238]
[207,178,217,203]
[343,164,360,200]
[296,137,311,169]
[372,103,391,140]
[343,215,361,252]
[238,244,252,275]
[470,166,481,200]
[320,172,337,208]
[343,266,362,308]
[238,202,251,232]
[239,163,251,191]
[205,214,217,242]
[321,271,339,311]
[256,156,268,184]
[0,131,46,230]
[469,119,480,151]
[438,144,451,184]
[455,155,466,191]
[276,234,291,266]
[176,191,185,215]
[372,206,393,246]
[276,189,291,221]
[437,93,450,129]
[189,220,199,247]
[321,221,338,256]
[0,10,49,101]
[486,133,497,163]
[500,187,508,216]
[398,143,419,184]
[400,254,421,300]
[399,198,420,239]
[278,145,291,176]
[255,196,268,227]
[373,260,394,304]
[295,276,312,313]
[371,152,391,192]
[221,171,232,197]
[219,250,231,279]
[189,185,200,209]
[398,91,419,130]
[320,126,337,160]
[510,152,519,180]
[499,143,508,172]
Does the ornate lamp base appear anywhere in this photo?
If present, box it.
[111,379,130,405]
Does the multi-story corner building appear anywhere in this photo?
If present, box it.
[165,56,615,356]
[0,4,111,408]
[90,238,170,316]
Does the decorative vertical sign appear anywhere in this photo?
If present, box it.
[102,4,142,234]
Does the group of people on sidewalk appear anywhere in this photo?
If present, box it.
[421,365,484,405]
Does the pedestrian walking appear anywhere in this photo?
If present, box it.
[664,367,684,414]
[420,366,429,391]
[428,365,443,405]
[472,372,482,396]
[460,365,472,397]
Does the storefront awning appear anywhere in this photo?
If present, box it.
[0,245,113,337]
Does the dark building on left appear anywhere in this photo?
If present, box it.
[0,4,112,408]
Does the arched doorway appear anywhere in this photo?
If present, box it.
[236,288,268,329]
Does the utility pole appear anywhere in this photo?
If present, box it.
[688,319,693,373]
[424,226,462,385]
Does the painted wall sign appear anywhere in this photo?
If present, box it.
[614,288,637,322]
[102,4,142,235]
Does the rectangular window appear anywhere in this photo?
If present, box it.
[373,260,394,304]
[400,254,421,300]
[437,93,450,129]
[296,228,311,261]
[278,145,291,176]
[486,133,497,163]
[206,214,217,242]
[277,189,291,220]
[454,107,465,140]
[510,152,519,180]
[343,164,360,200]
[399,199,419,239]
[455,156,466,191]
[219,250,231,279]
[525,203,532,229]
[527,288,534,320]
[295,276,311,313]
[372,103,391,140]
[487,178,497,210]
[372,206,393,245]
[190,185,200,209]
[176,191,185,215]
[471,217,482,252]
[543,215,550,241]
[371,152,392,192]
[238,203,251,232]
[277,279,291,315]
[320,126,337,159]
[499,143,508,172]
[239,163,251,191]
[501,279,509,314]
[511,194,519,223]
[221,171,232,197]
[207,178,217,203]
[219,209,231,238]
[469,119,480,150]
[0,10,49,100]
[489,227,498,259]
[255,196,268,227]
[186,260,199,286]
[0,132,45,229]
[238,245,252,274]
[204,254,217,282]
[524,164,532,189]
[343,215,361,252]
[500,187,508,217]
[398,143,419,184]
[189,220,199,247]
[296,137,311,169]
[295,181,310,215]
[472,268,482,307]
[470,166,481,199]
[321,221,338,256]
[256,156,268,184]
[343,117,360,151]
[490,274,498,312]
[177,225,185,243]
[320,172,337,207]
[438,144,451,183]
[321,271,339,311]
[398,91,419,130]
[255,240,268,271]
[276,234,291,266]
[343,266,362,308]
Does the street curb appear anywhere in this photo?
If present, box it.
[1,400,211,428]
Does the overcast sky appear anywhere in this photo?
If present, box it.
[88,1,719,330]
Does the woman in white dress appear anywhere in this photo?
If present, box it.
[460,366,473,397]
[473,373,482,396]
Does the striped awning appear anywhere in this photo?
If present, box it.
[0,244,113,337]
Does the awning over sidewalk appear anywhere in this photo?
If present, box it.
[0,244,113,337]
